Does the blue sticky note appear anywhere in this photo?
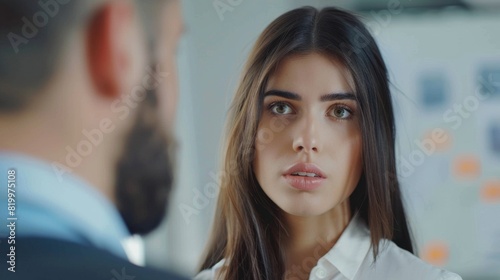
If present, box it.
[479,66,500,98]
[490,122,500,156]
[419,73,448,109]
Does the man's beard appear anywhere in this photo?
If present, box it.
[114,88,175,235]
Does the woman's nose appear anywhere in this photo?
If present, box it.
[292,115,320,153]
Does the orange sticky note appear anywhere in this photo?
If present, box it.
[422,128,452,152]
[421,241,449,267]
[453,155,481,178]
[481,180,500,203]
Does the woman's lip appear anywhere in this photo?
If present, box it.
[283,162,327,179]
[283,174,325,191]
[282,162,327,191]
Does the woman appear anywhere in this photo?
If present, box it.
[196,6,462,280]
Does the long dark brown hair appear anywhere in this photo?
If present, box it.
[199,6,413,280]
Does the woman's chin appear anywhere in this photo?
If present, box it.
[278,202,329,218]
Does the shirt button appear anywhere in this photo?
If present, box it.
[315,268,327,279]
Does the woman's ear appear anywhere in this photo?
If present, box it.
[86,1,138,99]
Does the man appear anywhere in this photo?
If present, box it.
[0,0,186,279]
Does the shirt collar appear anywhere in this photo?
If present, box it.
[322,214,372,279]
[0,152,130,259]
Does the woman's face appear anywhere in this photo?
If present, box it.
[253,53,363,217]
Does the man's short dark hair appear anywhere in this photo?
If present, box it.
[0,0,167,112]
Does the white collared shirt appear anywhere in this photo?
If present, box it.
[195,215,462,280]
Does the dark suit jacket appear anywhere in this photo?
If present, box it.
[0,237,187,280]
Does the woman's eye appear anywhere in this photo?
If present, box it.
[329,106,352,119]
[270,103,293,115]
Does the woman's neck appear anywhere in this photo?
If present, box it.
[283,201,352,279]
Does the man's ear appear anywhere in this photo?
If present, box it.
[86,1,137,99]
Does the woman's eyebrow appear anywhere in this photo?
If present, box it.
[264,90,301,100]
[264,90,356,102]
[320,92,356,102]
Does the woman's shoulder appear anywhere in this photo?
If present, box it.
[194,260,225,280]
[359,239,462,280]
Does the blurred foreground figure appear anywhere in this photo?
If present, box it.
[0,0,186,279]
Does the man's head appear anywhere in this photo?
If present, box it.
[0,0,184,234]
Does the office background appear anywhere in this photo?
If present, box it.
[142,1,500,279]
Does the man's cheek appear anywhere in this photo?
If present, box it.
[159,70,179,128]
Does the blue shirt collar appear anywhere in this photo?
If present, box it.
[0,152,130,259]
